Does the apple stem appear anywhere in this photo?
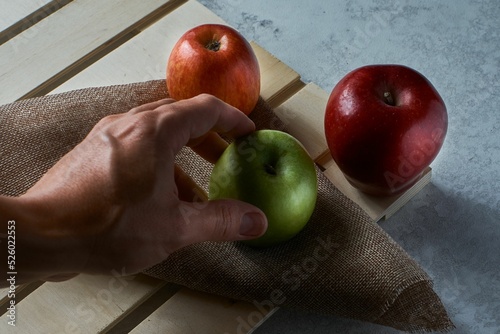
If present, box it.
[206,40,221,52]
[264,164,277,176]
[383,91,396,106]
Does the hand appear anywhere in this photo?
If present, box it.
[11,95,267,283]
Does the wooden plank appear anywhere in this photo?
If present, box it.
[0,0,186,105]
[250,42,303,108]
[50,0,228,94]
[0,0,73,45]
[130,288,278,334]
[104,283,182,334]
[0,274,165,333]
[50,3,302,106]
[274,83,329,161]
[324,164,432,221]
[0,281,44,314]
[0,0,52,32]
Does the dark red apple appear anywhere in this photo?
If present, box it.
[324,64,448,196]
[166,24,260,115]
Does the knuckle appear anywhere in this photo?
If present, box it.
[212,205,238,239]
[129,106,141,114]
[93,113,117,131]
[111,112,157,143]
[194,93,221,105]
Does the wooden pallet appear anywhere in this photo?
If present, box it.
[0,1,431,332]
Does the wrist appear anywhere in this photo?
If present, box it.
[1,194,91,284]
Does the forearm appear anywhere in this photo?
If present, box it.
[0,195,88,287]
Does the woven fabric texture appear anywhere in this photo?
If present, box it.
[0,80,453,332]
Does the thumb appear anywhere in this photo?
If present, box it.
[176,199,268,245]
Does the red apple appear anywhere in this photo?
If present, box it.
[324,64,448,196]
[166,24,260,115]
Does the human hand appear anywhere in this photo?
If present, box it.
[15,95,267,282]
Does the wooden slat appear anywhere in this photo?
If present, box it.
[130,288,278,333]
[49,0,228,94]
[324,164,432,221]
[0,0,73,45]
[0,274,165,333]
[50,4,302,105]
[0,0,186,105]
[0,0,52,32]
[250,43,303,108]
[274,82,329,161]
[0,281,44,314]
[105,283,182,334]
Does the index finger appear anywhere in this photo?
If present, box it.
[154,94,256,153]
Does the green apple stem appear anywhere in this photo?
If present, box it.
[383,91,396,106]
[206,40,221,52]
[264,164,277,176]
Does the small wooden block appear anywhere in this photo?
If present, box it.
[273,82,329,161]
[251,42,303,108]
[324,163,432,221]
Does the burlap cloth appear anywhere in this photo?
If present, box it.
[0,80,454,332]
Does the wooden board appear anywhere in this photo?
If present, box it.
[0,0,73,44]
[0,0,186,105]
[0,0,52,31]
[50,0,217,94]
[0,274,165,333]
[130,288,278,333]
[324,165,432,221]
[50,2,302,107]
[274,83,329,161]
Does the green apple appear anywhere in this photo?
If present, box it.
[208,129,318,247]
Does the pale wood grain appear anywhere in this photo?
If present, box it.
[130,288,278,333]
[0,0,75,45]
[0,281,44,314]
[50,2,302,108]
[0,274,165,333]
[274,83,329,161]
[0,0,52,31]
[250,42,303,108]
[50,0,226,94]
[0,0,185,105]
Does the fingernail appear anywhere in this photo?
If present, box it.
[240,212,266,237]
